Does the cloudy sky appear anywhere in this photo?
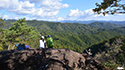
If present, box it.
[0,0,125,21]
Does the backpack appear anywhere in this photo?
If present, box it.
[47,37,54,48]
[17,43,25,50]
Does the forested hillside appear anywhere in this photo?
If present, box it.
[88,21,123,29]
[85,35,125,69]
[1,19,125,52]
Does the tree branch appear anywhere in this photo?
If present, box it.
[11,32,25,40]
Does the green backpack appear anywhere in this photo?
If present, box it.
[47,37,54,48]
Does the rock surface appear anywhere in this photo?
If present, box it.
[0,48,105,70]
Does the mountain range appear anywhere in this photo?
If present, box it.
[1,19,125,69]
[59,20,125,24]
[3,19,125,51]
[4,19,125,24]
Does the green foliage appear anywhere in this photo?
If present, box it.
[2,19,125,52]
[90,35,125,69]
[119,37,125,66]
[102,61,119,70]
[93,0,125,15]
[89,21,122,29]
[0,18,7,51]
[1,19,125,69]
[121,37,125,52]
[1,18,39,50]
[89,35,123,56]
[0,17,6,28]
[0,47,3,51]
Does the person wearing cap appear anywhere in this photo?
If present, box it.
[46,35,54,48]
[39,36,46,48]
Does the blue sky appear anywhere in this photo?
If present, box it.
[0,0,125,21]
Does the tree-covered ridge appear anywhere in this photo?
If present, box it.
[4,20,125,34]
[24,20,125,51]
[1,19,125,70]
[1,19,125,53]
[85,35,125,69]
[88,21,123,29]
[0,19,125,69]
[25,21,101,35]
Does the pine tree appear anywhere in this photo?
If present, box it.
[4,18,39,50]
[93,0,125,15]
[0,18,6,51]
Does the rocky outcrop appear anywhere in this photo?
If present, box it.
[0,48,105,70]
[81,53,105,70]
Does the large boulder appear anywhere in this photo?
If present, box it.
[0,48,105,70]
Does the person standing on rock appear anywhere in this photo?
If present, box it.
[39,36,46,48]
[46,35,54,48]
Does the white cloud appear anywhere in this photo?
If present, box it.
[20,0,42,3]
[83,9,94,15]
[31,0,69,20]
[0,13,1,17]
[0,0,69,21]
[0,0,35,15]
[67,9,109,21]
[38,0,69,11]
[32,8,59,18]
[3,15,20,20]
[3,15,9,19]
[115,12,123,15]
[21,1,34,9]
[2,14,32,20]
[68,9,80,17]
[58,17,64,21]
[0,0,10,9]
[62,4,69,8]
